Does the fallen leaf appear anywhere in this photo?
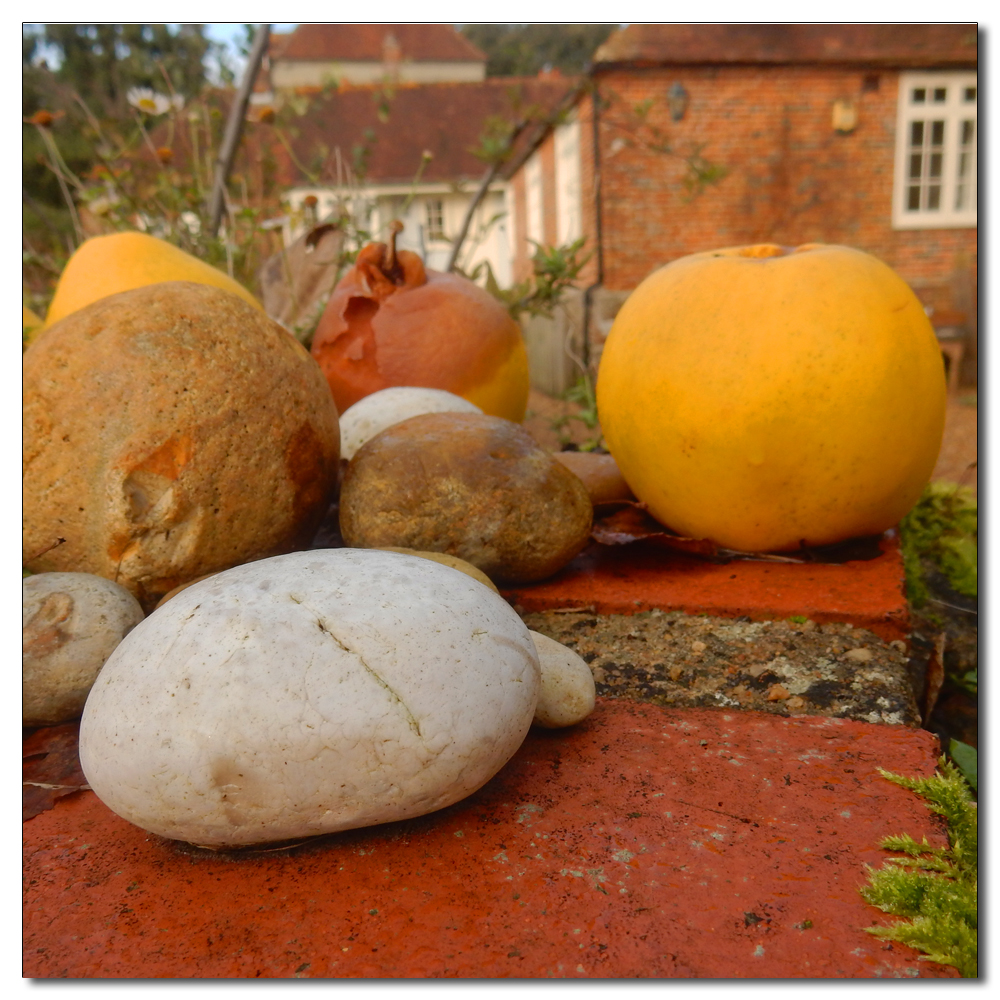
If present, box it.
[590,502,721,558]
[590,501,887,564]
[922,632,947,724]
[23,723,89,822]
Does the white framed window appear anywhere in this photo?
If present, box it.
[425,199,446,241]
[892,71,977,229]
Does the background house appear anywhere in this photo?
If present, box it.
[263,24,487,91]
[504,23,978,389]
[270,76,572,284]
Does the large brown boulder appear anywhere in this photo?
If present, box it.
[23,281,340,607]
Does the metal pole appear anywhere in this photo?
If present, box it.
[207,24,271,237]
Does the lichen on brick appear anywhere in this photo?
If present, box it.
[521,609,920,725]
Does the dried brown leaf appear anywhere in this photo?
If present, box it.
[23,723,89,822]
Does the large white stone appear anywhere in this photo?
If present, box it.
[79,548,540,847]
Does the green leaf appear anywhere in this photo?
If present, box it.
[948,740,977,793]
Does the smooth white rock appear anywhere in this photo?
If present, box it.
[529,630,597,729]
[23,572,144,726]
[340,386,481,460]
[79,548,540,847]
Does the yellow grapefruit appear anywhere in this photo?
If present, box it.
[44,232,262,327]
[595,243,947,552]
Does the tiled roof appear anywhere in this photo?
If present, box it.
[274,24,485,63]
[268,32,292,60]
[594,23,979,68]
[273,77,576,187]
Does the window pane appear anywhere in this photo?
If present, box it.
[964,86,976,101]
[933,87,947,102]
[929,152,942,178]
[425,200,445,239]
[961,119,975,144]
[912,87,926,103]
[908,152,923,180]
[910,121,924,145]
[930,120,945,145]
[907,186,921,210]
[956,183,966,210]
[927,185,941,210]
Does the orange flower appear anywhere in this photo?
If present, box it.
[156,147,174,164]
[25,110,64,127]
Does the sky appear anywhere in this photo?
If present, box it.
[22,23,299,84]
[203,23,297,81]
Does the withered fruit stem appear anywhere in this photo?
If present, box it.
[381,220,406,284]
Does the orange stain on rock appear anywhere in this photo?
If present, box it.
[131,434,194,482]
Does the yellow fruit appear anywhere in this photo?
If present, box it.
[43,232,262,327]
[596,243,947,552]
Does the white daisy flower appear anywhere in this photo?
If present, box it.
[126,87,172,116]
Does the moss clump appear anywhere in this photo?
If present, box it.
[899,482,977,609]
[860,757,977,977]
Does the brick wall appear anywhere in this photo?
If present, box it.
[592,66,977,295]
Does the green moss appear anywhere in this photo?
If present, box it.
[899,483,977,608]
[860,757,977,977]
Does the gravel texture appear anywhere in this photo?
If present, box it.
[521,609,919,726]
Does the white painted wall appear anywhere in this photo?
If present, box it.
[272,60,485,89]
[554,117,582,245]
[525,151,544,248]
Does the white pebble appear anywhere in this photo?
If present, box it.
[340,386,481,460]
[23,572,144,726]
[529,630,597,728]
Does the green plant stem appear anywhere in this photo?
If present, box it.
[35,126,83,246]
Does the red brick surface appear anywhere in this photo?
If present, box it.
[503,534,909,642]
[23,701,955,979]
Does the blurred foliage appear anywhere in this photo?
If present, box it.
[24,25,223,118]
[468,236,591,323]
[556,374,604,452]
[22,24,273,310]
[861,757,977,977]
[600,87,729,200]
[459,24,618,77]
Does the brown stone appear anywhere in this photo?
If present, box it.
[552,450,634,505]
[23,281,340,607]
[340,412,593,584]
